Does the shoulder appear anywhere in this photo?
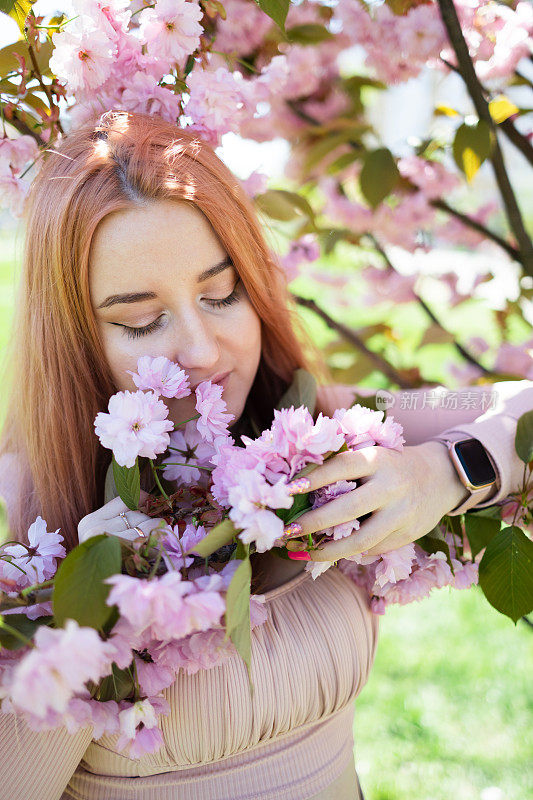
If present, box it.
[315,383,376,417]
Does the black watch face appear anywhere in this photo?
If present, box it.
[455,439,497,487]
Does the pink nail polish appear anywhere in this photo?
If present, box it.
[287,550,311,561]
[286,477,311,496]
[282,522,303,539]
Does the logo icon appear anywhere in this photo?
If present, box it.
[375,389,395,412]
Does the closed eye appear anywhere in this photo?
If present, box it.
[114,280,242,340]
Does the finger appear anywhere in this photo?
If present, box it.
[309,509,399,561]
[292,480,381,538]
[287,449,379,495]
[364,530,406,556]
[79,516,166,544]
[101,490,151,519]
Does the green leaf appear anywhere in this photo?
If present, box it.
[185,518,237,558]
[7,0,33,31]
[303,127,366,172]
[453,120,493,183]
[0,38,53,76]
[254,189,299,221]
[0,614,52,650]
[464,514,502,560]
[515,409,533,464]
[478,525,533,623]
[112,456,141,511]
[104,460,119,503]
[223,554,254,695]
[360,148,400,209]
[285,23,334,45]
[97,662,134,702]
[275,190,315,221]
[53,534,121,630]
[277,490,312,525]
[276,368,317,415]
[416,528,454,572]
[254,0,289,30]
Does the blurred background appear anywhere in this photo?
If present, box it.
[1,1,532,797]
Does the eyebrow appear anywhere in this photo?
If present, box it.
[97,256,234,309]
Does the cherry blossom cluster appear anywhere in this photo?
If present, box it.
[0,135,39,218]
[338,530,479,616]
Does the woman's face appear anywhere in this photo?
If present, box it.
[89,199,262,426]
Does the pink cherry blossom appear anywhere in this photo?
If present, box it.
[0,173,30,218]
[194,381,235,445]
[398,156,461,201]
[281,234,321,283]
[185,65,247,146]
[214,0,273,58]
[127,355,191,399]
[0,516,65,589]
[241,170,268,198]
[134,655,175,695]
[94,389,174,467]
[311,480,360,541]
[5,620,116,719]
[120,72,183,122]
[227,470,292,552]
[116,696,170,757]
[373,543,417,588]
[359,264,418,307]
[334,405,405,452]
[138,0,204,71]
[162,422,215,486]
[71,0,131,39]
[0,136,39,173]
[161,523,207,571]
[49,16,116,94]
[105,570,225,641]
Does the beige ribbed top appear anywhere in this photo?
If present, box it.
[1,566,379,800]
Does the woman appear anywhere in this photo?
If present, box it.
[0,110,531,800]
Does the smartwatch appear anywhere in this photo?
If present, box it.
[437,437,498,512]
[448,438,497,489]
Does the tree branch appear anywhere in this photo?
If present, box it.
[285,98,520,263]
[367,235,493,376]
[1,105,43,143]
[291,293,416,389]
[436,0,533,275]
[429,197,519,260]
[497,117,533,168]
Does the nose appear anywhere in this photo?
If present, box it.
[170,310,221,376]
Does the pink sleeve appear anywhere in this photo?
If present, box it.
[317,379,533,514]
[0,452,24,532]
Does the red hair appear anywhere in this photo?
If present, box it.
[0,111,318,550]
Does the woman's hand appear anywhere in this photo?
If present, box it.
[288,441,474,561]
[77,491,167,544]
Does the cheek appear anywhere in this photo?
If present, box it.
[100,329,155,393]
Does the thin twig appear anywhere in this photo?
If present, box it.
[367,234,493,376]
[291,294,416,388]
[436,0,533,275]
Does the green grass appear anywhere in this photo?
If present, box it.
[354,587,533,800]
[0,226,531,799]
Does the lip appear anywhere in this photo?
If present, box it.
[190,371,231,391]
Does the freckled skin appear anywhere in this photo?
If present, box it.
[89,199,262,428]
